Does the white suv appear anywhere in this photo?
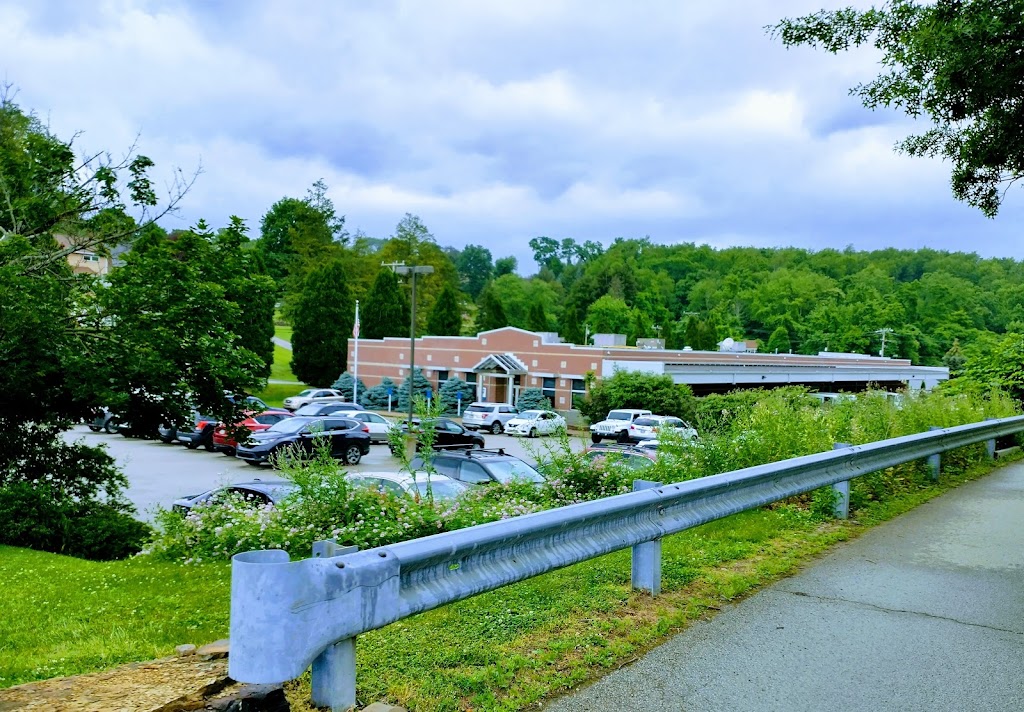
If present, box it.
[627,415,697,444]
[589,408,653,444]
[462,402,519,434]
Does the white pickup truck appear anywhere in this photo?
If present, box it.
[589,408,653,444]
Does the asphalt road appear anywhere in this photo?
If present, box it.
[65,424,586,519]
[544,461,1024,712]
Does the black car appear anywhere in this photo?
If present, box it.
[393,417,485,454]
[236,416,371,467]
[409,449,546,485]
[292,401,365,416]
[172,479,296,514]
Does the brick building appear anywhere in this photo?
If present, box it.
[348,327,948,409]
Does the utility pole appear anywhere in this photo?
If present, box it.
[875,328,895,357]
[383,262,434,427]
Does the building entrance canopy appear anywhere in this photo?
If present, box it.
[470,353,528,375]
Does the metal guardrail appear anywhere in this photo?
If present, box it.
[228,415,1024,710]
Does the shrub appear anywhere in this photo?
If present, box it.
[360,377,397,410]
[516,388,551,411]
[331,371,368,401]
[576,370,695,424]
[439,377,476,415]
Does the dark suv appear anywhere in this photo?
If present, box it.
[393,417,485,454]
[410,449,546,485]
[236,416,371,467]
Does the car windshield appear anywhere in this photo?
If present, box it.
[414,479,466,501]
[519,410,544,419]
[293,404,322,416]
[607,411,632,420]
[267,418,308,434]
[295,389,315,397]
[486,460,545,484]
[465,405,491,413]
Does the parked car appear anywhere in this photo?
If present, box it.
[236,416,371,467]
[589,408,653,444]
[332,410,397,444]
[173,479,296,514]
[461,402,519,434]
[393,417,485,453]
[409,449,546,485]
[282,388,352,411]
[88,408,119,434]
[212,410,295,456]
[582,443,657,470]
[293,401,365,416]
[346,471,468,502]
[504,410,567,438]
[624,415,697,444]
[157,394,273,444]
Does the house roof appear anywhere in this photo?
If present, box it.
[470,353,529,375]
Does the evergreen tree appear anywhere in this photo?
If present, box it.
[943,338,966,376]
[397,368,433,411]
[683,316,701,349]
[291,259,354,386]
[360,377,397,410]
[627,309,650,346]
[526,301,549,332]
[475,282,508,332]
[766,326,792,354]
[362,268,410,339]
[331,371,368,401]
[439,377,476,414]
[516,388,552,411]
[427,282,463,335]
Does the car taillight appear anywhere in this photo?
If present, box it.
[482,414,489,419]
[362,425,370,433]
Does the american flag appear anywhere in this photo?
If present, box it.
[353,302,360,338]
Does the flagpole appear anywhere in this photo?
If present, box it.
[353,300,360,404]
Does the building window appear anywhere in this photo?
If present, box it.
[542,377,556,403]
[427,354,433,362]
[454,356,460,363]
[571,379,586,408]
[514,375,522,386]
[465,372,477,385]
[560,361,567,368]
[436,370,449,385]
[531,359,538,367]
[399,353,405,360]
[82,254,100,262]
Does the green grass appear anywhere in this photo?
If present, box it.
[275,325,292,344]
[2,456,1014,708]
[254,382,302,409]
[270,344,299,383]
[0,548,230,688]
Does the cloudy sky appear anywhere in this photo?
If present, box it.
[3,0,1021,271]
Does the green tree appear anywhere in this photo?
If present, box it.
[398,368,433,411]
[516,388,552,411]
[586,295,631,335]
[627,308,650,346]
[291,259,355,386]
[439,377,476,414]
[475,282,508,331]
[362,268,410,339]
[577,371,695,424]
[255,182,346,288]
[766,325,792,354]
[526,300,550,332]
[457,244,493,299]
[494,256,517,277]
[361,377,397,410]
[772,0,1024,216]
[943,338,967,377]
[427,282,463,335]
[683,316,701,349]
[331,371,368,401]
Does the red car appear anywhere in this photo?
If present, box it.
[213,410,294,456]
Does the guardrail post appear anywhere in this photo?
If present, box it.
[928,426,942,480]
[311,540,360,710]
[831,443,851,519]
[632,479,662,596]
[984,418,996,460]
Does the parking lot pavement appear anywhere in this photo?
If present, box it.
[64,425,588,519]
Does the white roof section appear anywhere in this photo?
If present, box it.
[470,352,529,375]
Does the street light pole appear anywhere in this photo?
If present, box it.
[384,262,434,426]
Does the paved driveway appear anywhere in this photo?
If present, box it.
[65,424,585,519]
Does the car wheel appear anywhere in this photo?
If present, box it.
[157,425,176,443]
[186,436,200,450]
[202,432,216,452]
[490,421,503,435]
[528,427,537,439]
[344,445,362,465]
[591,434,602,444]
[616,430,631,444]
[104,417,120,435]
[88,423,102,432]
